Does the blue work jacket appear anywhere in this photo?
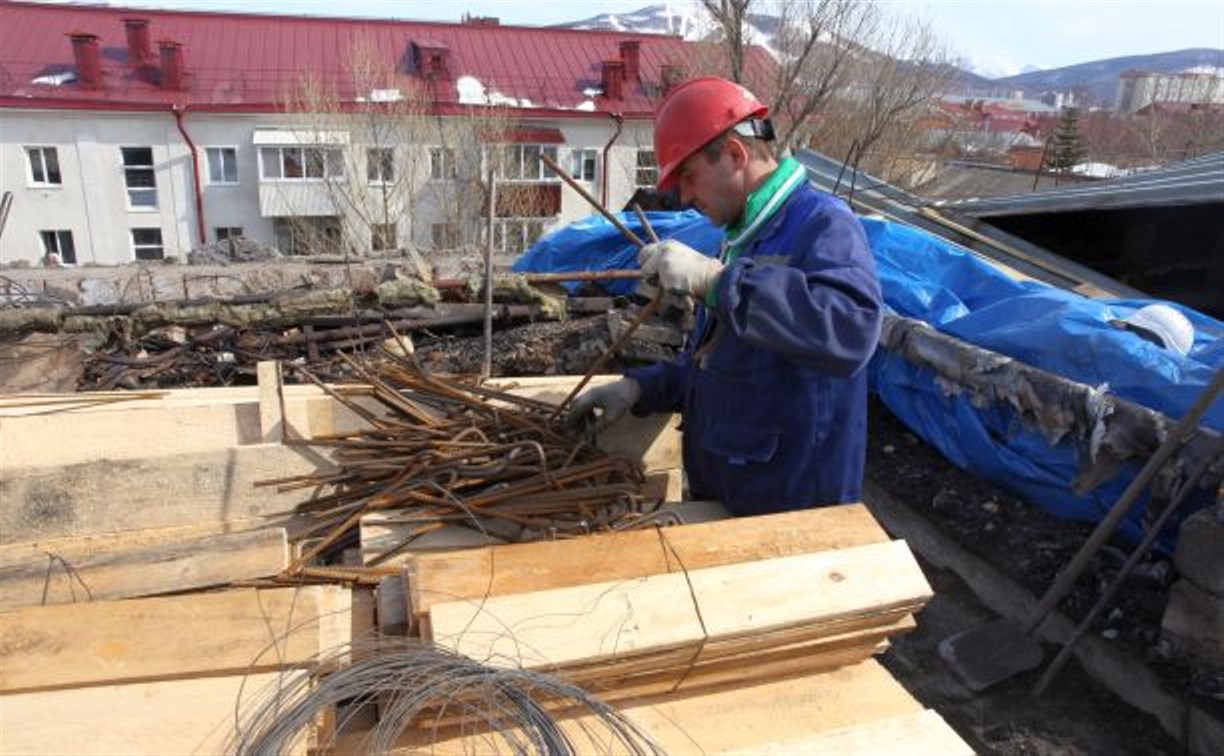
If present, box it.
[626,182,883,515]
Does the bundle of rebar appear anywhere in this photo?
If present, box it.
[262,342,664,577]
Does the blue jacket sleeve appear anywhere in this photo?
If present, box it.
[625,349,691,415]
[712,203,882,376]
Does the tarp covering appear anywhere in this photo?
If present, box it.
[512,210,723,295]
[863,217,1222,547]
[514,211,1222,545]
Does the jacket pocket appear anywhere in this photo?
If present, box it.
[700,421,780,466]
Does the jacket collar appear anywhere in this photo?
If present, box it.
[723,156,806,261]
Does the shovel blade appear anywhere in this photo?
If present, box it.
[939,618,1045,692]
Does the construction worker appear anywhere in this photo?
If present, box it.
[567,77,883,515]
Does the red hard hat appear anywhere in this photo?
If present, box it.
[653,76,769,192]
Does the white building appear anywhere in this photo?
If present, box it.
[0,3,749,267]
[1115,69,1224,114]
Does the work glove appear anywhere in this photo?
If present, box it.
[564,378,641,433]
[638,240,724,300]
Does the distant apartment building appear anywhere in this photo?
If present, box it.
[1115,69,1224,114]
[0,2,768,267]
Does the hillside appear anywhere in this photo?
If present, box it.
[994,49,1224,105]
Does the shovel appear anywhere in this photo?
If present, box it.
[940,367,1224,692]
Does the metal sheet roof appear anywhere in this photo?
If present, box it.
[937,152,1224,217]
[0,1,772,117]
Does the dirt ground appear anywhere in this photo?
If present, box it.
[865,397,1216,754]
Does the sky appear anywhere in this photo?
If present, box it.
[38,0,1224,77]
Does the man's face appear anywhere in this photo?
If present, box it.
[673,138,746,228]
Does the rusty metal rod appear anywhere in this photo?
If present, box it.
[541,153,645,248]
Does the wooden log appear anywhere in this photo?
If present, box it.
[0,443,329,544]
[0,672,310,755]
[0,586,357,694]
[426,540,931,671]
[0,526,289,611]
[406,504,890,620]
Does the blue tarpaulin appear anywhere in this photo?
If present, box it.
[514,211,1222,545]
[512,210,723,295]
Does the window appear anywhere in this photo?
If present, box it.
[272,217,342,256]
[571,148,598,182]
[215,227,243,241]
[429,147,456,180]
[367,148,394,184]
[431,222,459,249]
[205,147,238,184]
[485,144,559,182]
[131,228,164,260]
[635,149,658,189]
[492,220,548,254]
[259,147,344,180]
[121,147,157,209]
[371,223,397,252]
[39,229,76,264]
[26,147,61,186]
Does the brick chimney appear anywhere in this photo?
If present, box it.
[601,60,625,100]
[123,18,153,65]
[159,39,185,90]
[618,41,640,82]
[67,32,102,90]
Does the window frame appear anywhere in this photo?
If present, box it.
[371,222,398,252]
[367,147,395,185]
[429,146,457,181]
[120,146,158,211]
[214,226,244,242]
[634,148,658,190]
[491,218,550,254]
[571,148,599,183]
[26,146,62,187]
[39,229,76,264]
[258,146,345,182]
[483,144,560,183]
[130,227,165,261]
[204,146,239,186]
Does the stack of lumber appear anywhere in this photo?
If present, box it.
[379,504,972,754]
[0,585,372,754]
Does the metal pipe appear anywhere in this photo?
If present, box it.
[483,168,495,380]
[171,105,207,249]
[601,112,623,208]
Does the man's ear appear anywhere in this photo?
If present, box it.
[725,135,751,169]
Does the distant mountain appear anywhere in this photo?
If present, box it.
[559,5,1223,108]
[992,49,1224,105]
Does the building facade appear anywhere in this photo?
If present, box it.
[1115,69,1224,114]
[0,2,752,267]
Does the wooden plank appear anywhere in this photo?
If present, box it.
[334,658,925,754]
[427,540,931,670]
[0,443,330,544]
[752,709,974,755]
[0,671,309,755]
[257,360,285,443]
[406,504,889,619]
[0,586,353,693]
[0,527,289,611]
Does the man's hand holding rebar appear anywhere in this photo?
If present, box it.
[638,240,724,300]
[564,378,641,432]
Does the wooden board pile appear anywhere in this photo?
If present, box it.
[330,504,972,754]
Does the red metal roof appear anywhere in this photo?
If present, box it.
[0,1,774,117]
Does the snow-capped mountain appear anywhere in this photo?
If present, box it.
[559,3,782,56]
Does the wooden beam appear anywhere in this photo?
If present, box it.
[406,504,890,620]
[427,540,931,671]
[257,359,286,443]
[754,709,974,755]
[0,443,330,544]
[0,526,289,611]
[0,586,356,693]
